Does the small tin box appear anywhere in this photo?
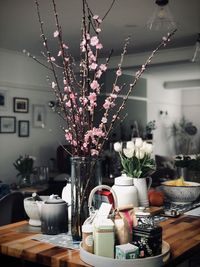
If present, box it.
[115,243,139,259]
[132,225,162,258]
[94,218,115,258]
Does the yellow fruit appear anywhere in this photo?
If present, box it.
[165,177,190,186]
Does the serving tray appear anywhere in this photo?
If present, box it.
[80,240,170,267]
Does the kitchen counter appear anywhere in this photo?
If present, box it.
[0,214,200,266]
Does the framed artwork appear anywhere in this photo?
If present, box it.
[0,116,16,133]
[33,105,46,128]
[0,89,8,111]
[13,97,29,113]
[18,120,29,137]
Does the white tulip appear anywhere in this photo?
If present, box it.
[145,143,153,154]
[123,148,134,158]
[135,148,145,159]
[141,141,147,150]
[126,141,135,150]
[134,137,143,148]
[114,142,122,152]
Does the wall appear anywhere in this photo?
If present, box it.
[182,89,200,151]
[145,62,200,156]
[0,48,65,184]
[146,75,182,156]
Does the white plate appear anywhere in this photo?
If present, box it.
[80,241,170,267]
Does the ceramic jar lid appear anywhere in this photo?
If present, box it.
[114,174,133,186]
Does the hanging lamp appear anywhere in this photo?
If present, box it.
[147,0,176,31]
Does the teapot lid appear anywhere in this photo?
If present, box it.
[45,194,66,204]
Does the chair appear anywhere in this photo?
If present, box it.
[0,191,26,226]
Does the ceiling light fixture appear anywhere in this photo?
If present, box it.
[147,0,176,31]
[191,33,200,62]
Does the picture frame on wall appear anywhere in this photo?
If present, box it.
[18,120,29,137]
[33,104,46,128]
[0,116,16,133]
[0,89,8,111]
[13,97,29,113]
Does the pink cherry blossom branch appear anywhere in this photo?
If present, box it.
[98,29,177,154]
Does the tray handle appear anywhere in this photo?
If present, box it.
[88,184,118,210]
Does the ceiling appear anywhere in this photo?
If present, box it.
[0,0,200,62]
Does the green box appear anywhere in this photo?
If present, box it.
[115,243,139,259]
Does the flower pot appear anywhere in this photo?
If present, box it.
[133,177,152,207]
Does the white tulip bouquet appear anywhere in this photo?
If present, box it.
[114,138,156,178]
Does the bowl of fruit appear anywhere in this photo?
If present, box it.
[161,177,200,204]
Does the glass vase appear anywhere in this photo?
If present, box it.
[70,156,102,241]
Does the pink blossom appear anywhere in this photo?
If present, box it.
[91,149,99,156]
[57,50,62,57]
[116,69,122,76]
[96,43,103,50]
[110,93,117,99]
[69,93,75,100]
[111,102,115,108]
[63,44,69,49]
[90,36,99,46]
[100,64,107,72]
[93,15,99,20]
[74,115,79,122]
[54,30,59,37]
[96,70,102,78]
[50,56,55,62]
[103,99,111,109]
[88,93,97,102]
[64,86,71,93]
[89,62,98,70]
[72,140,77,147]
[51,82,57,89]
[66,100,71,108]
[86,33,90,40]
[114,85,120,92]
[65,131,72,141]
[88,53,96,62]
[96,28,101,33]
[97,18,102,24]
[101,117,107,124]
[80,39,86,47]
[82,97,88,105]
[83,142,88,148]
[63,95,68,101]
[90,80,99,90]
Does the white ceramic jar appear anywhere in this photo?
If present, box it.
[112,174,138,208]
